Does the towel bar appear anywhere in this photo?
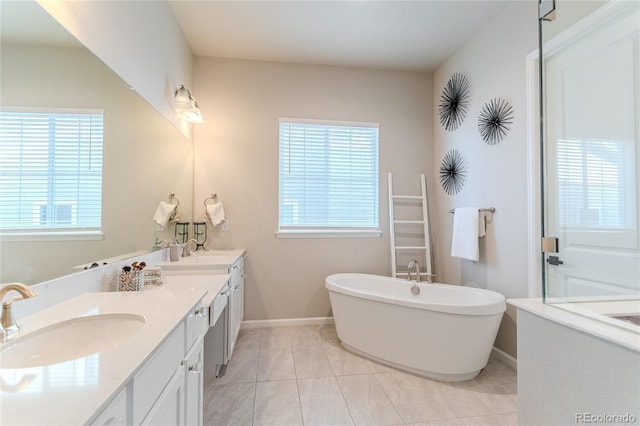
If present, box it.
[448,207,495,214]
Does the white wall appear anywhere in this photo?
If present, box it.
[37,0,194,140]
[432,2,538,357]
[193,57,433,320]
[0,45,193,284]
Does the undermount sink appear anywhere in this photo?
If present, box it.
[0,313,146,369]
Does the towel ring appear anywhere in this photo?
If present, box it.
[169,192,180,221]
[204,193,217,220]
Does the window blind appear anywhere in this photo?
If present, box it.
[556,138,635,229]
[0,110,104,234]
[278,119,379,232]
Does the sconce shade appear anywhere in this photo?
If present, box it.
[174,85,204,124]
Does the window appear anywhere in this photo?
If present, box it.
[0,109,104,239]
[278,118,380,237]
[556,138,636,229]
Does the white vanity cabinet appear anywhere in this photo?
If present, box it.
[90,386,127,426]
[227,255,245,360]
[90,302,207,426]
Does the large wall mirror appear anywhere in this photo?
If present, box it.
[0,2,194,285]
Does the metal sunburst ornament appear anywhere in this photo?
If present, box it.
[439,149,466,196]
[438,73,471,131]
[478,98,514,145]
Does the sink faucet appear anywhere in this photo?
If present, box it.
[0,283,37,342]
[407,259,421,282]
[183,239,198,257]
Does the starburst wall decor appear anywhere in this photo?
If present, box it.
[439,149,466,196]
[438,73,471,132]
[477,98,514,145]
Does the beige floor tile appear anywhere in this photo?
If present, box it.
[257,346,296,381]
[290,325,324,347]
[203,326,518,426]
[213,347,259,385]
[259,327,292,349]
[337,374,403,426]
[292,344,335,379]
[375,372,490,423]
[253,380,303,426]
[403,412,519,426]
[298,376,354,426]
[237,328,262,343]
[319,324,341,346]
[323,341,374,376]
[204,382,255,426]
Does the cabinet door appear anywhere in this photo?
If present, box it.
[141,367,186,426]
[90,386,127,426]
[184,338,204,426]
[227,261,243,359]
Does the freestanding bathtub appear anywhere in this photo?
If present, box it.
[325,273,506,382]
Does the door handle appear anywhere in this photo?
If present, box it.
[547,255,564,266]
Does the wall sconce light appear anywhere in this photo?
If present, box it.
[174,85,203,124]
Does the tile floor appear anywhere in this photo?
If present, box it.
[203,325,518,426]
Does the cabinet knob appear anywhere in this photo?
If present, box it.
[103,416,124,426]
[194,307,207,317]
[188,362,202,374]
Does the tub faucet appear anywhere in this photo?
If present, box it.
[0,283,37,342]
[407,259,421,283]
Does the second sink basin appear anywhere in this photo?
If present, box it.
[0,313,146,369]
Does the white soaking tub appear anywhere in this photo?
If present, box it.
[325,273,506,381]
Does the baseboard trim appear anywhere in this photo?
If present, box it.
[491,346,517,371]
[241,316,335,329]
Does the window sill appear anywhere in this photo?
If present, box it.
[1,231,104,242]
[275,230,382,239]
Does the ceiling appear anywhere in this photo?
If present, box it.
[0,1,81,48]
[1,1,514,73]
[168,1,513,72]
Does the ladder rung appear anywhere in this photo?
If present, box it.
[393,220,425,224]
[395,246,428,250]
[392,195,423,200]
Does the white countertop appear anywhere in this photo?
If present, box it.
[156,273,230,307]
[0,288,206,425]
[0,249,246,425]
[156,248,245,272]
[509,298,640,353]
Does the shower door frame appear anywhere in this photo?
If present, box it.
[527,0,640,300]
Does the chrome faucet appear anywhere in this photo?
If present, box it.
[0,283,37,342]
[406,260,421,295]
[407,259,421,282]
[183,239,198,257]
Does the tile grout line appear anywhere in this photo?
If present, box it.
[371,371,408,425]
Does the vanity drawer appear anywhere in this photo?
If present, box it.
[186,302,208,350]
[210,283,229,327]
[133,322,185,425]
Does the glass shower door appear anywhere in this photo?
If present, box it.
[540,0,640,317]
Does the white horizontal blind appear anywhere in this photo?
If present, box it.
[0,110,104,234]
[279,119,379,231]
[556,138,636,229]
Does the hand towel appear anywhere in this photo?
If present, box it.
[153,201,176,231]
[206,201,226,226]
[451,207,485,261]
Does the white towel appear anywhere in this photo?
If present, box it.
[451,207,485,261]
[206,201,226,226]
[153,201,176,231]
